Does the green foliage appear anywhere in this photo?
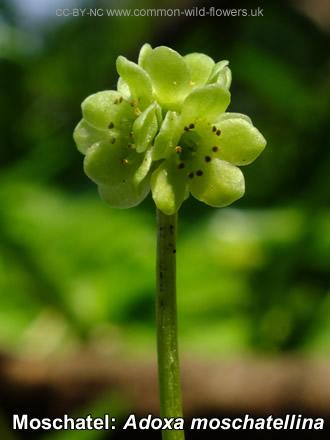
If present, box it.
[0,181,330,357]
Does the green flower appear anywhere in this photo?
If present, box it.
[74,44,266,214]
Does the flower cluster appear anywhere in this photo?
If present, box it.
[74,44,266,215]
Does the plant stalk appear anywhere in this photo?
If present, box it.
[156,208,184,440]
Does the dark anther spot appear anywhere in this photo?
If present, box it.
[184,126,189,132]
[108,122,114,129]
[242,159,246,162]
[114,99,119,104]
[212,126,217,132]
[189,123,195,129]
[178,163,185,169]
[216,129,222,136]
[173,249,176,254]
[212,146,219,152]
[111,138,116,144]
[127,143,132,149]
[129,131,134,138]
[197,170,203,176]
[205,156,211,162]
[131,99,136,107]
[189,172,194,179]
[119,96,123,103]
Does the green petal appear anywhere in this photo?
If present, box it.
[207,60,228,82]
[138,43,152,68]
[183,53,215,88]
[217,118,266,165]
[216,66,232,89]
[153,111,181,160]
[218,112,252,125]
[154,102,163,127]
[181,84,230,126]
[84,137,142,186]
[73,119,111,155]
[207,60,231,88]
[132,102,159,153]
[151,161,188,215]
[133,148,153,187]
[98,177,150,209]
[117,77,131,98]
[82,90,132,131]
[144,46,191,108]
[193,113,253,153]
[189,158,245,207]
[116,55,153,109]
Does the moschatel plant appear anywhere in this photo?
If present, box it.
[74,43,266,439]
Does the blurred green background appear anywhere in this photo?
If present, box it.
[1,0,330,437]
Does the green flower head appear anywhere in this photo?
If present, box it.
[74,44,266,215]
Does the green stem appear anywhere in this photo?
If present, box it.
[156,208,184,440]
